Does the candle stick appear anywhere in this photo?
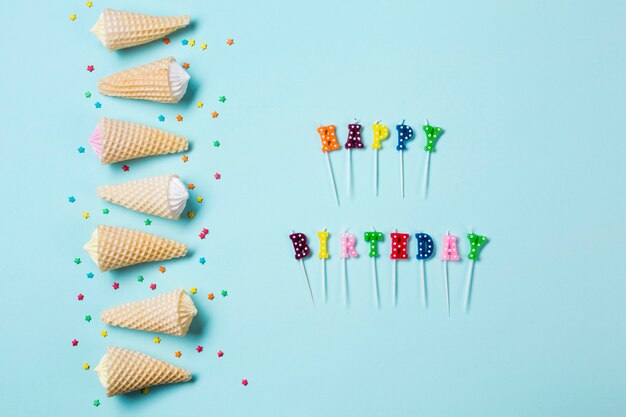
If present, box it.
[415,232,435,308]
[317,125,341,206]
[317,229,329,303]
[364,227,384,308]
[395,120,415,198]
[339,231,358,307]
[440,231,460,316]
[390,229,409,306]
[345,120,364,199]
[372,121,389,196]
[421,119,444,199]
[463,231,489,312]
[289,231,314,305]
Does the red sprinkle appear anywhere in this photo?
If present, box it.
[241,379,248,386]
[217,350,224,357]
[112,282,119,290]
[72,339,79,346]
[77,293,84,301]
[196,345,203,353]
[150,283,157,290]
[122,165,130,172]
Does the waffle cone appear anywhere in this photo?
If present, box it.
[98,118,188,164]
[97,174,183,219]
[91,9,190,51]
[102,289,197,336]
[98,57,180,103]
[94,225,187,272]
[98,346,191,396]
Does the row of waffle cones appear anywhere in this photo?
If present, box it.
[86,9,200,397]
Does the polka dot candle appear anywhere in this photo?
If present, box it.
[339,233,358,259]
[390,232,410,260]
[415,233,434,260]
[345,123,364,149]
[467,233,488,260]
[371,123,389,150]
[317,125,341,153]
[317,230,329,259]
[440,234,460,261]
[422,124,444,152]
[363,231,384,257]
[289,232,311,260]
[395,123,414,151]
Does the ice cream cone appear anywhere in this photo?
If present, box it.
[83,225,187,272]
[95,346,191,396]
[101,289,197,336]
[97,174,189,220]
[91,9,190,51]
[98,57,190,103]
[89,117,188,164]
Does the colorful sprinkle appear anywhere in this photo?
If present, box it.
[241,379,248,386]
[68,196,76,203]
[196,101,203,108]
[163,38,170,44]
[141,388,149,395]
[199,257,206,265]
[94,102,102,108]
[84,91,91,98]
[158,115,165,122]
[214,172,221,180]
[137,275,144,282]
[175,351,182,358]
[86,1,93,8]
[72,339,79,346]
[176,114,183,122]
[70,14,77,21]
[85,315,92,322]
[208,293,214,300]
[217,350,224,357]
[93,399,100,407]
[83,362,90,370]
[187,210,195,219]
[159,266,166,273]
[86,65,95,72]
[153,336,161,344]
[221,290,228,297]
[189,40,196,47]
[201,43,207,50]
[122,165,129,171]
[182,155,189,162]
[196,196,203,203]
[226,38,234,46]
[190,287,197,294]
[77,293,84,301]
[181,39,188,45]
[77,146,85,153]
[196,345,203,353]
[211,111,219,118]
[187,183,195,190]
[112,282,119,290]
[213,140,221,147]
[144,218,152,226]
[102,208,109,214]
[182,62,190,69]
[150,283,157,290]
[74,258,81,265]
[86,272,94,279]
[82,212,89,219]
[100,330,108,337]
[219,96,226,103]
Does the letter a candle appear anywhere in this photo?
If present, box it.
[440,231,460,316]
[289,231,314,305]
[345,121,365,199]
[317,125,341,206]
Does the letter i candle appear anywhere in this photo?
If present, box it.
[395,121,415,198]
[364,228,384,308]
[415,232,434,307]
[440,232,460,316]
[317,229,329,303]
[421,120,444,198]
[390,230,410,306]
[371,122,390,196]
[463,232,489,312]
[289,231,314,305]
[316,125,341,206]
[339,231,358,306]
[345,121,365,199]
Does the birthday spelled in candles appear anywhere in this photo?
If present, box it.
[288,229,488,313]
[316,119,445,204]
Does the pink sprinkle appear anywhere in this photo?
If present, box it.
[217,350,224,357]
[87,65,95,72]
[199,233,206,239]
[196,345,203,353]
[122,165,129,172]
[77,293,84,301]
[241,379,248,386]
[72,339,79,346]
[150,283,157,290]
[202,228,209,234]
[112,282,119,290]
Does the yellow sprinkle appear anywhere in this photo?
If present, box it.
[189,39,196,47]
[196,196,203,203]
[86,1,93,7]
[83,363,90,370]
[201,43,207,50]
[70,14,77,21]
[187,211,195,219]
[82,212,89,219]
[141,388,149,395]
[100,330,108,337]
[190,287,197,294]
[153,336,161,344]
[196,101,204,108]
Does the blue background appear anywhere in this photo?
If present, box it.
[1,0,625,416]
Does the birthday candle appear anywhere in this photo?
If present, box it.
[415,233,434,308]
[364,229,384,307]
[372,122,389,196]
[289,231,314,304]
[318,229,329,303]
[395,121,414,198]
[345,122,364,198]
[339,232,358,306]
[317,125,341,206]
[440,232,460,316]
[421,121,444,198]
[390,231,409,306]
[463,232,489,312]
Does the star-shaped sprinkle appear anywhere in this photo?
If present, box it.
[86,272,94,279]
[82,211,89,219]
[208,293,215,300]
[159,266,166,273]
[163,38,170,44]
[196,345,203,353]
[93,400,100,407]
[141,388,149,395]
[150,283,157,290]
[86,1,93,8]
[227,38,234,46]
[102,208,109,214]
[196,196,203,203]
[74,258,81,265]
[176,114,183,122]
[242,379,248,386]
[213,140,220,147]
[87,65,94,72]
[217,350,224,357]
[187,183,195,190]
[211,111,219,118]
[83,363,90,370]
[85,315,92,322]
[182,155,188,162]
[202,228,209,235]
[153,336,161,344]
[77,146,85,153]
[100,330,108,337]
[77,293,84,301]
[144,218,152,226]
[70,14,77,21]
[190,287,197,294]
[72,339,79,346]
[175,351,182,358]
[158,115,165,122]
[189,39,196,47]
[137,275,144,282]
[196,101,203,108]
[94,102,101,108]
[68,196,76,203]
[182,62,190,69]
[187,210,195,219]
[181,39,188,45]
[214,172,221,180]
[199,257,206,265]
[219,96,226,103]
[122,165,129,171]
[201,43,207,50]
[112,282,119,290]
[85,91,91,98]
[221,290,228,297]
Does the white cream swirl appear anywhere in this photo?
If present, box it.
[168,61,190,102]
[168,176,189,217]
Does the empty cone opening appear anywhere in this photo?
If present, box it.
[84,229,100,267]
[89,124,103,158]
[94,353,109,389]
[168,176,189,217]
[178,291,198,335]
[90,14,106,46]
[168,61,190,102]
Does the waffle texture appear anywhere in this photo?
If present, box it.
[98,117,188,164]
[96,225,187,272]
[101,289,197,336]
[91,9,190,51]
[97,174,184,219]
[98,57,180,103]
[100,346,191,396]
